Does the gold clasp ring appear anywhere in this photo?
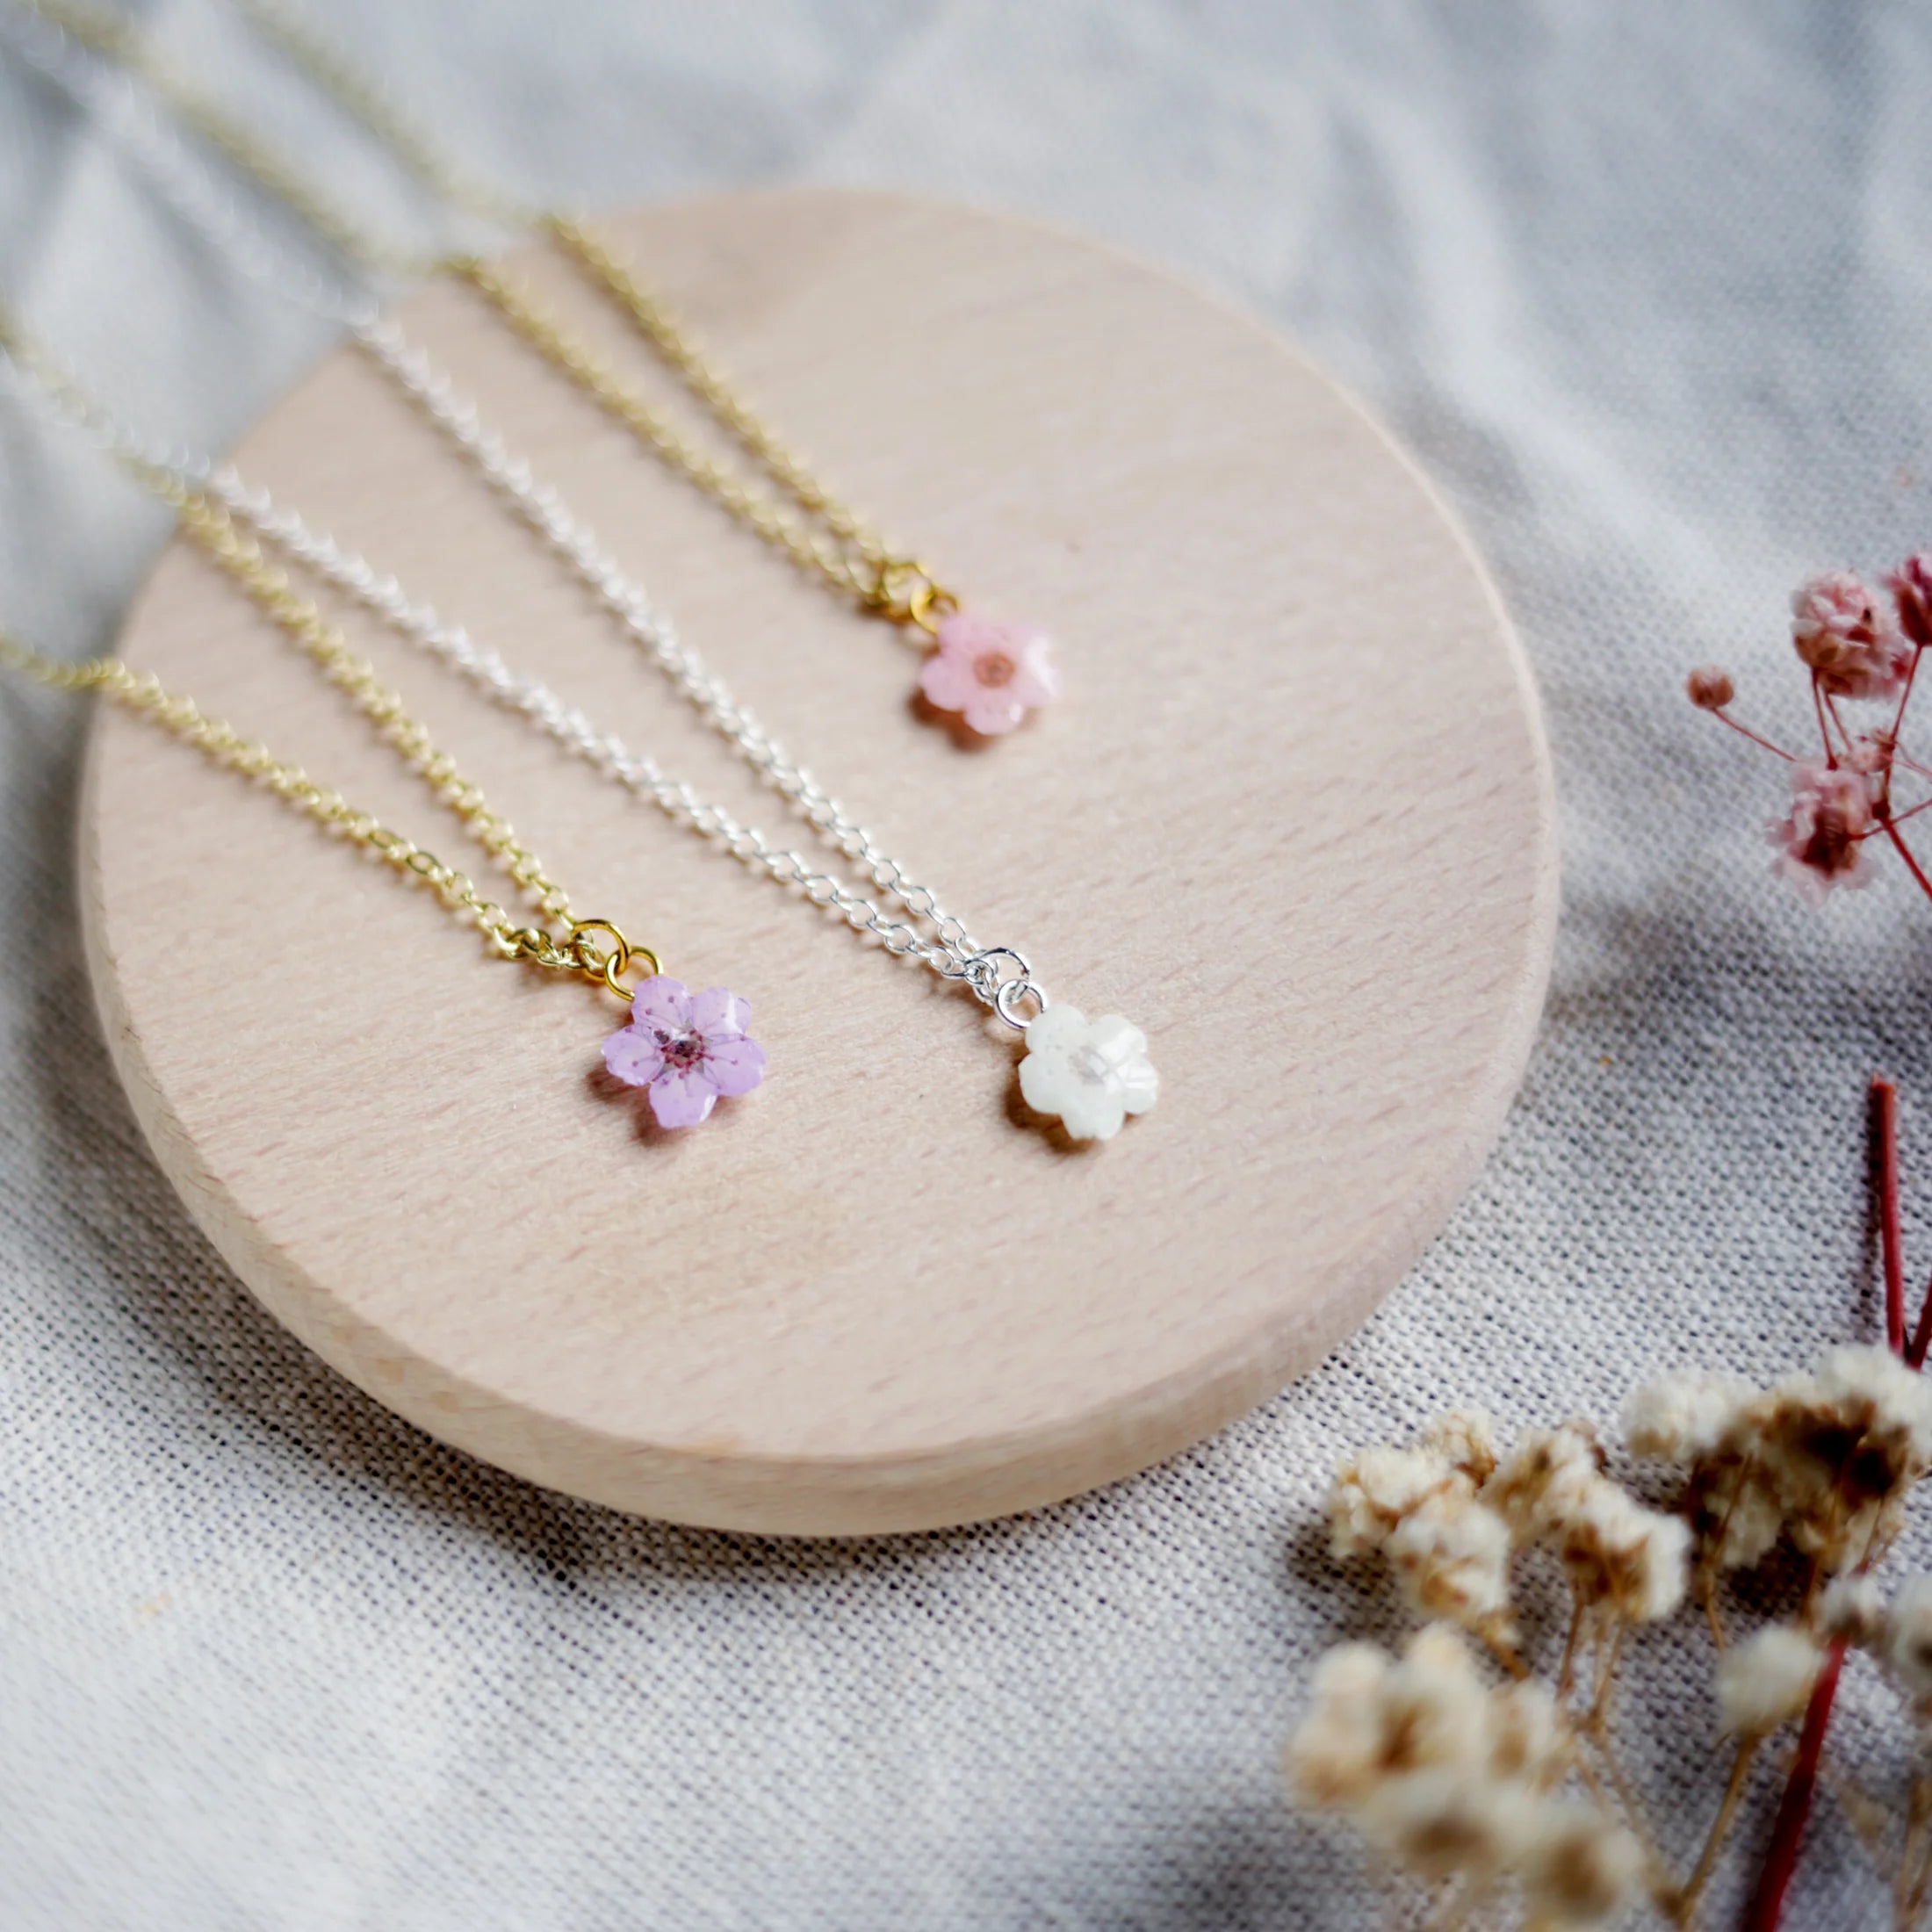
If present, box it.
[566,919,661,1004]
[865,559,959,637]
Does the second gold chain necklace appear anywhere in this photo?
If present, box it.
[27,0,1063,740]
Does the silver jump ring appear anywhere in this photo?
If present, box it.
[961,947,1031,1002]
[993,977,1049,1030]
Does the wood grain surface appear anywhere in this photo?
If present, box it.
[80,190,1558,1534]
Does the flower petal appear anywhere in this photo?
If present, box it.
[962,693,1027,735]
[1085,1014,1150,1069]
[688,985,752,1038]
[919,651,978,713]
[1057,1086,1128,1142]
[1020,1048,1073,1117]
[630,976,693,1034]
[935,612,1002,656]
[1023,1006,1090,1057]
[1007,637,1061,709]
[647,1067,718,1128]
[602,1024,665,1088]
[1115,1057,1160,1116]
[703,1034,767,1098]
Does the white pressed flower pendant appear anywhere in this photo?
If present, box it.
[890,947,1157,1144]
[1017,1005,1158,1142]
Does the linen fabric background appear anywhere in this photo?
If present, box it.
[2,1,1928,1924]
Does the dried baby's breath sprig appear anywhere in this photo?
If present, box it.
[1483,1424,1690,1633]
[1295,1086,1932,1928]
[1287,1626,1638,1928]
[1690,556,1932,905]
[1328,1414,1516,1657]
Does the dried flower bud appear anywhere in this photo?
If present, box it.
[1717,1625,1825,1735]
[1421,1409,1500,1484]
[1791,571,1911,700]
[1891,554,1932,649]
[1357,1768,1514,1882]
[1624,1368,1753,1463]
[1329,1445,1455,1559]
[1329,1431,1516,1636]
[1286,1643,1394,1807]
[1770,759,1876,904]
[1847,730,1894,776]
[1480,1425,1688,1622]
[1885,1576,1932,1702]
[1288,1629,1596,1906]
[1516,1803,1643,1928]
[1482,1425,1602,1540]
[1820,1572,1885,1647]
[1686,666,1735,710]
[1386,1491,1512,1627]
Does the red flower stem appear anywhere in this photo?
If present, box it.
[1741,1078,1925,1929]
[1740,1640,1847,1932]
[1912,1277,1932,1372]
[1876,1078,1907,1355]
[1892,641,1926,748]
[1712,710,1797,761]
[1880,814,1932,903]
[1812,678,1840,763]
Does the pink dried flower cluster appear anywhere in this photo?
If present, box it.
[1790,571,1911,699]
[1691,557,1932,905]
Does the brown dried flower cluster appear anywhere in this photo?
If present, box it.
[1626,1346,1932,1582]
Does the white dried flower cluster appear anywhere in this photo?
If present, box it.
[1715,1625,1826,1736]
[1764,1572,1932,1712]
[1886,1578,1932,1703]
[1625,1346,1932,1575]
[1330,1410,1690,1632]
[1825,1575,1932,1705]
[1288,1628,1640,1927]
[1482,1424,1690,1623]
[1329,1412,1510,1633]
[1819,1571,1885,1647]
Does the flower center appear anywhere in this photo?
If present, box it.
[973,651,1017,688]
[657,1028,705,1071]
[1071,1044,1114,1087]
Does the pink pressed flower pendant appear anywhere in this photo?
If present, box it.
[602,976,767,1128]
[918,612,1060,736]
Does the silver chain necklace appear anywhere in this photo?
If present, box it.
[0,6,1160,1141]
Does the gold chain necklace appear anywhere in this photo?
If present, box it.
[25,0,1063,739]
[2,487,775,1135]
[0,621,652,1001]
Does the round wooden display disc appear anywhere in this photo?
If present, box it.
[83,191,1557,1536]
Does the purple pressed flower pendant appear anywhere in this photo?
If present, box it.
[601,976,767,1129]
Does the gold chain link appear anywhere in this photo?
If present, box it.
[449,251,950,627]
[0,292,660,995]
[0,626,582,975]
[32,0,962,631]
